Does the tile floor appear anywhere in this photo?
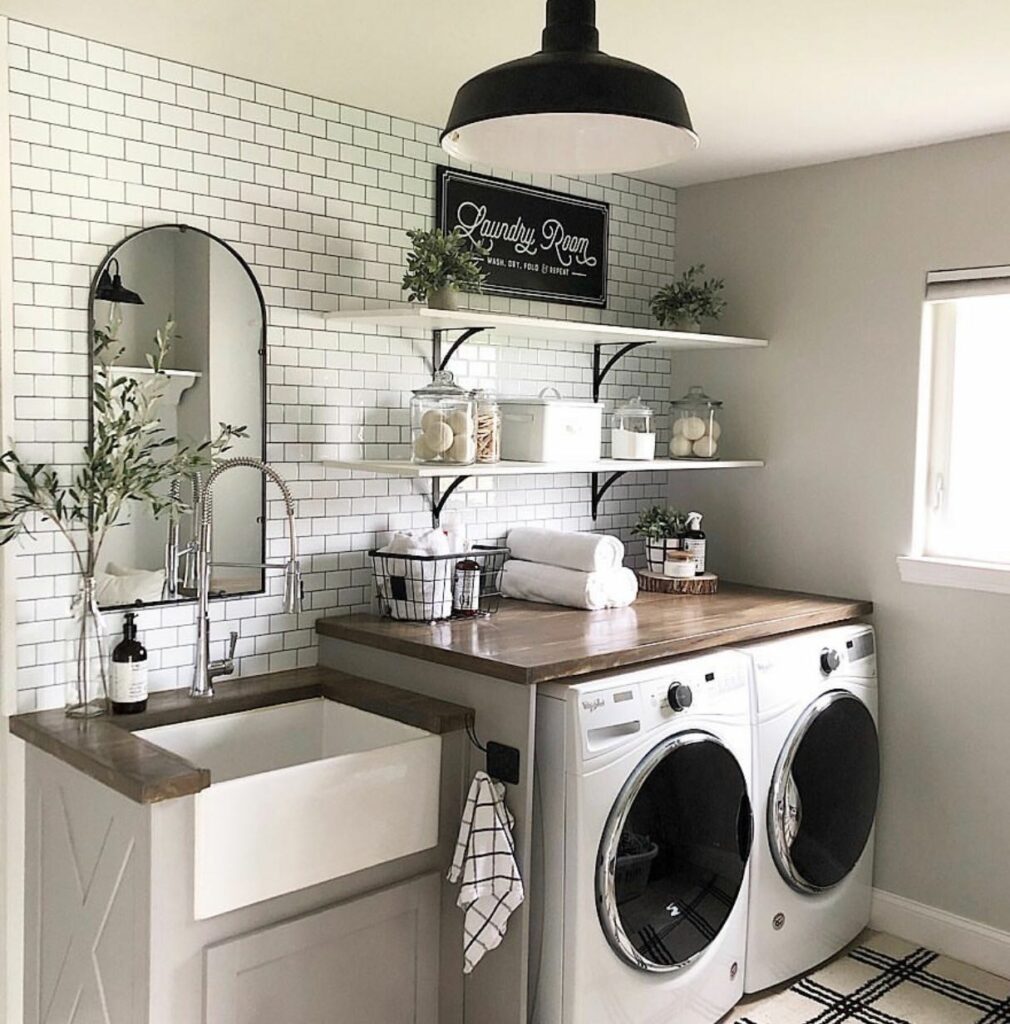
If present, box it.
[727,931,1010,1023]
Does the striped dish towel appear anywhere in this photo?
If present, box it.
[447,770,525,974]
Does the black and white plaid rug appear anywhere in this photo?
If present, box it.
[732,932,1010,1023]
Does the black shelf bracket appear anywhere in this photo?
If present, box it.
[592,341,653,402]
[591,470,627,521]
[430,475,469,527]
[431,326,493,374]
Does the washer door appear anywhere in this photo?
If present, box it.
[769,690,879,894]
[596,730,752,973]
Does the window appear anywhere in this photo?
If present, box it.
[899,266,1010,592]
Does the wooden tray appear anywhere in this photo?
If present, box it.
[637,570,719,595]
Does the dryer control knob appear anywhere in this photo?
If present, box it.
[820,648,841,674]
[667,683,693,712]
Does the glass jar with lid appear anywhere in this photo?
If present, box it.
[612,396,656,460]
[670,385,722,459]
[410,370,476,465]
[474,390,501,464]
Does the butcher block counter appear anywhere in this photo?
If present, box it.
[316,583,873,685]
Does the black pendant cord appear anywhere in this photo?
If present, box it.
[592,341,652,402]
[431,326,492,375]
[591,470,626,521]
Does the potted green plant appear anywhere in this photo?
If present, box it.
[0,319,245,717]
[650,264,726,332]
[631,504,685,573]
[401,227,488,310]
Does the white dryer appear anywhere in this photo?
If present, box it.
[739,623,879,993]
[532,650,754,1024]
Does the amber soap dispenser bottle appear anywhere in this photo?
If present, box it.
[110,612,148,714]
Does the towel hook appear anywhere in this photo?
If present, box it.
[465,714,520,786]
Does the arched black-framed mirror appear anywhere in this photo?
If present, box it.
[88,223,268,611]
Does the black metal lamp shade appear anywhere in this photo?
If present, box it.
[441,0,697,175]
[94,258,144,305]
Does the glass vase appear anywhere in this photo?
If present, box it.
[65,576,110,718]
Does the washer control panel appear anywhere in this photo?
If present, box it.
[643,658,749,716]
[573,650,751,759]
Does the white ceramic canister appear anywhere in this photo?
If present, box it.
[498,387,603,462]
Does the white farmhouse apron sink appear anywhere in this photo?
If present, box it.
[136,698,442,919]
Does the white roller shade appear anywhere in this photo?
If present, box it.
[925,265,1010,302]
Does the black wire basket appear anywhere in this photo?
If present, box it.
[369,544,509,623]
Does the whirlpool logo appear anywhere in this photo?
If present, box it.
[581,698,605,713]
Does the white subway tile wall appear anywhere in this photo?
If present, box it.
[7,19,681,711]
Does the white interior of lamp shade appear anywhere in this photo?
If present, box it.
[441,112,699,175]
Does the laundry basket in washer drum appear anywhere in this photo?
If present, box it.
[613,834,659,903]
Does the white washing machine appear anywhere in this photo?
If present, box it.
[531,650,754,1024]
[738,623,879,993]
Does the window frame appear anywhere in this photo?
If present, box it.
[899,284,1010,594]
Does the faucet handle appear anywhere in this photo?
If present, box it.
[225,630,238,661]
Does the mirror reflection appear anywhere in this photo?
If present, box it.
[89,224,266,610]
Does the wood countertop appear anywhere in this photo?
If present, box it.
[9,665,472,804]
[317,584,873,685]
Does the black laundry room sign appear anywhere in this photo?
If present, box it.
[436,166,609,307]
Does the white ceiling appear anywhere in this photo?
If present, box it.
[7,0,1010,186]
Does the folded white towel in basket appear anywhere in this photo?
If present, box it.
[506,527,625,573]
[448,771,524,974]
[377,529,453,621]
[501,559,638,610]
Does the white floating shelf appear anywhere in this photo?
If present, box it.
[96,365,202,379]
[320,306,768,351]
[321,457,764,478]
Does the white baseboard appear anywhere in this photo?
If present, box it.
[871,889,1010,979]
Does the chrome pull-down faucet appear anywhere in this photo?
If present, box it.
[164,472,203,599]
[190,457,301,698]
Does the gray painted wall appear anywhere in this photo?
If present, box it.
[667,131,1010,933]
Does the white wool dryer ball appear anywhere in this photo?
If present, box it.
[423,420,454,454]
[693,436,718,458]
[413,435,437,461]
[669,434,694,457]
[420,409,445,433]
[447,432,476,463]
[672,418,686,436]
[446,409,473,436]
[710,420,722,441]
[682,416,707,441]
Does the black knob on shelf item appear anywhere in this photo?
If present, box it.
[667,682,693,712]
[820,648,841,674]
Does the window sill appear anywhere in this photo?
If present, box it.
[897,555,1010,595]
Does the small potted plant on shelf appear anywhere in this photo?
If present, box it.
[401,227,488,310]
[650,264,726,332]
[631,504,685,573]
[0,320,246,718]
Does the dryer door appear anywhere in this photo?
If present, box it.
[769,690,879,894]
[596,730,752,973]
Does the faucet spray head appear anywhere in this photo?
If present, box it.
[283,559,303,614]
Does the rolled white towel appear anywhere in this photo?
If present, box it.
[383,529,451,557]
[506,527,625,573]
[501,559,638,611]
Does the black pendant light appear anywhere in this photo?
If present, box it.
[94,257,144,305]
[441,0,697,175]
